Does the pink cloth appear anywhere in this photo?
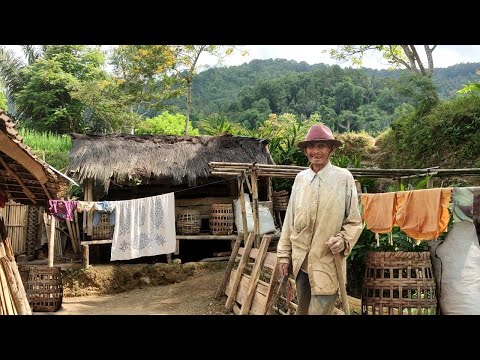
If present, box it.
[48,200,77,221]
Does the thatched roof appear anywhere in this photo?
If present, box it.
[0,110,70,205]
[68,133,275,192]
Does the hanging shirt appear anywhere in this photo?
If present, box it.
[361,192,397,234]
[48,200,77,221]
[395,188,452,240]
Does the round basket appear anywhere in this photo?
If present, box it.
[362,251,437,315]
[209,203,234,235]
[176,208,201,235]
[26,266,63,312]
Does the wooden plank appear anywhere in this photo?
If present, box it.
[240,235,272,314]
[176,235,237,240]
[225,272,267,315]
[215,232,242,299]
[251,170,260,246]
[238,248,276,269]
[175,197,236,207]
[225,233,255,311]
[238,174,249,245]
[81,239,113,245]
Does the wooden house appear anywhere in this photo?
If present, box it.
[67,133,275,264]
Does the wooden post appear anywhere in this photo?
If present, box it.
[267,176,272,202]
[251,168,260,247]
[215,232,243,299]
[86,179,94,236]
[238,174,249,245]
[225,232,255,311]
[48,215,55,267]
[240,235,272,315]
[82,244,89,268]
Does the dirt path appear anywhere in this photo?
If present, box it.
[48,265,231,315]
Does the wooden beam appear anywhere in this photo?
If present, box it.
[0,156,37,204]
[82,244,89,268]
[0,131,49,184]
[40,182,53,200]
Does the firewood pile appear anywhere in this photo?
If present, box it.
[0,218,32,315]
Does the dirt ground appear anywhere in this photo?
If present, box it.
[47,261,232,315]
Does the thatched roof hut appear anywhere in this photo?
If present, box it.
[0,110,69,205]
[68,133,274,196]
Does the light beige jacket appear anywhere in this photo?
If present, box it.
[277,162,363,295]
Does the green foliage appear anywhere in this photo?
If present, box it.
[0,89,7,111]
[14,45,107,133]
[377,92,480,169]
[109,45,181,118]
[18,128,71,170]
[70,79,142,133]
[196,114,249,136]
[335,131,374,159]
[135,111,200,135]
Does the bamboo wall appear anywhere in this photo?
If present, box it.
[0,204,28,254]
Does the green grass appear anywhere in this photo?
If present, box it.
[18,128,72,171]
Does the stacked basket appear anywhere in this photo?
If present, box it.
[209,203,234,235]
[176,208,201,235]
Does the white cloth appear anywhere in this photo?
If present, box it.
[111,193,176,260]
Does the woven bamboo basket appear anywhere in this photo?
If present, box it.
[209,203,234,235]
[26,266,63,312]
[362,251,437,315]
[92,213,115,239]
[176,208,201,235]
[273,190,289,211]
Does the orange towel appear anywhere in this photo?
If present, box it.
[361,192,396,234]
[395,188,452,240]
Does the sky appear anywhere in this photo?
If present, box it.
[3,45,480,71]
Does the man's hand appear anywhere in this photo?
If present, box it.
[279,262,290,276]
[326,236,345,255]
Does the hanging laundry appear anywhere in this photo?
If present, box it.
[111,193,176,261]
[360,192,396,233]
[395,188,452,240]
[48,200,77,221]
[452,187,480,243]
[93,201,116,226]
[76,201,96,213]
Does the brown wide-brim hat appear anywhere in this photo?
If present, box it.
[297,124,342,149]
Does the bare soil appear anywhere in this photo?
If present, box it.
[51,262,232,315]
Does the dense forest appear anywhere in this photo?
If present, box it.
[168,59,480,134]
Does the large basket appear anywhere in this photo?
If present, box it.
[362,251,437,315]
[273,190,289,211]
[176,208,201,235]
[209,203,234,235]
[92,213,115,239]
[26,266,63,312]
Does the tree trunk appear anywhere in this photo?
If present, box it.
[184,79,192,136]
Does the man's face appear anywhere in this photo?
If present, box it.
[304,142,333,170]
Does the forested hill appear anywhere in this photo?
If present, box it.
[173,59,480,131]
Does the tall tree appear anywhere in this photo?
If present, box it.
[329,45,437,77]
[169,45,244,135]
[109,45,181,120]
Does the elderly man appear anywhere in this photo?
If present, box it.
[277,124,363,315]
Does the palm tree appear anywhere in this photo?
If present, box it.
[0,45,46,117]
